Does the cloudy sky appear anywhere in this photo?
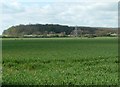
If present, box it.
[0,0,118,34]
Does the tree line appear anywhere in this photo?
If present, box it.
[2,24,117,38]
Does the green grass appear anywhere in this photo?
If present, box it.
[2,37,118,85]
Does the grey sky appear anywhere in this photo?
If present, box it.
[0,0,118,35]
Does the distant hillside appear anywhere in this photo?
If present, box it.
[2,24,117,37]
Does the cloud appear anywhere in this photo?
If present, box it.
[0,0,118,34]
[1,0,25,14]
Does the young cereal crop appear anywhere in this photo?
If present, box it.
[2,37,118,85]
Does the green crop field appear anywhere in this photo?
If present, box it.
[2,37,118,85]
